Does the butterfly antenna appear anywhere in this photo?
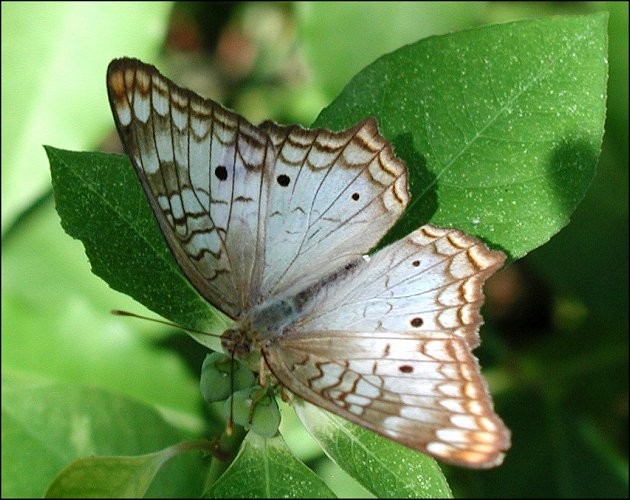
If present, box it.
[111,310,221,338]
[226,349,235,436]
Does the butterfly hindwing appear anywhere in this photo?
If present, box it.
[262,225,509,467]
[292,225,505,348]
[264,332,509,468]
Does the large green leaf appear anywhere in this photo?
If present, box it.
[295,402,452,498]
[47,454,171,498]
[313,13,608,259]
[1,374,205,498]
[45,441,213,498]
[205,432,335,498]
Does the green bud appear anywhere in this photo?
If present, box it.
[200,352,255,403]
[224,386,281,438]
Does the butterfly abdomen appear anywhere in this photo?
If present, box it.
[292,257,365,309]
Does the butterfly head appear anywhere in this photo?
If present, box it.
[221,327,256,358]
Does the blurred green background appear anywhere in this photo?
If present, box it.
[2,2,627,498]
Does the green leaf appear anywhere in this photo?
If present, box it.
[45,441,213,498]
[46,451,175,498]
[313,14,608,259]
[1,374,205,498]
[295,402,452,498]
[205,432,335,498]
[46,146,228,352]
[1,2,172,233]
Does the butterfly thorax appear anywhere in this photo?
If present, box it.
[220,298,298,360]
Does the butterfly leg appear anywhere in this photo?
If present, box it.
[258,355,268,386]
[279,386,292,403]
[258,354,280,387]
[260,353,290,401]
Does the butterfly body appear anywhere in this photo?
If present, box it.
[107,57,511,468]
[219,299,296,361]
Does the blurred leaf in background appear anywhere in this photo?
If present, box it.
[1,2,173,233]
[2,2,627,498]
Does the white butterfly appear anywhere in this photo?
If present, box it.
[107,58,510,468]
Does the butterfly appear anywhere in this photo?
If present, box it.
[107,57,510,468]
